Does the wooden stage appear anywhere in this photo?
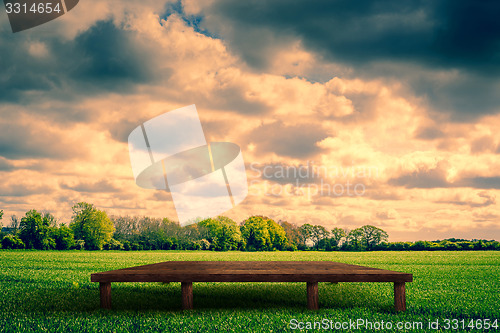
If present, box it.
[91,261,412,311]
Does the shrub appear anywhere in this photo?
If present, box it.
[130,242,142,251]
[122,240,131,251]
[297,244,308,251]
[72,239,85,250]
[2,234,25,249]
[103,239,124,250]
[184,240,201,250]
[199,239,211,250]
[53,225,75,250]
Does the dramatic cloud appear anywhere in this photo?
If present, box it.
[0,157,15,171]
[0,117,85,160]
[248,122,329,159]
[60,179,121,193]
[0,0,498,241]
[192,0,500,118]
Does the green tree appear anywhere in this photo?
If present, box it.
[70,202,114,250]
[1,234,25,249]
[103,238,124,250]
[411,240,432,251]
[9,215,20,234]
[279,221,300,250]
[347,228,364,251]
[329,227,347,249]
[360,225,389,250]
[19,210,56,249]
[198,216,242,250]
[298,223,314,248]
[138,216,168,250]
[240,216,287,251]
[266,218,287,250]
[52,225,75,250]
[241,216,271,251]
[311,225,329,249]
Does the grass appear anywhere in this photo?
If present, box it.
[0,251,498,332]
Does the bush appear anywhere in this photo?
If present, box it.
[103,239,124,250]
[163,238,178,250]
[199,239,211,250]
[42,237,56,250]
[2,235,25,249]
[19,210,54,249]
[129,242,142,251]
[441,241,460,251]
[297,244,308,251]
[72,239,85,250]
[184,241,201,250]
[122,240,131,251]
[53,225,75,250]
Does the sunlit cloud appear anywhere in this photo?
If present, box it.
[0,0,499,241]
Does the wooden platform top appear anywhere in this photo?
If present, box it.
[91,261,412,283]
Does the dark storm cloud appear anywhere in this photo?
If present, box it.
[411,71,500,119]
[107,118,144,143]
[459,177,500,190]
[414,126,445,140]
[389,165,450,188]
[0,19,160,104]
[0,157,15,171]
[69,20,157,87]
[472,211,499,223]
[470,136,497,154]
[190,86,271,116]
[201,0,500,117]
[436,191,496,208]
[0,183,53,197]
[390,166,500,190]
[207,0,500,72]
[0,122,82,160]
[249,122,328,158]
[59,179,120,193]
[0,34,56,103]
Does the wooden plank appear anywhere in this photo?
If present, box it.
[95,261,404,273]
[91,261,412,283]
[99,282,112,309]
[394,282,406,311]
[91,272,412,283]
[307,282,319,310]
[181,282,193,310]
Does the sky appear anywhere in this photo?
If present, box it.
[1,0,499,241]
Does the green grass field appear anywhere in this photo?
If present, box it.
[0,251,498,332]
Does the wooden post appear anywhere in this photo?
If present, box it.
[181,282,193,310]
[394,282,406,311]
[99,282,112,309]
[307,282,319,310]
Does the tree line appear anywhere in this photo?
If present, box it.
[0,206,499,251]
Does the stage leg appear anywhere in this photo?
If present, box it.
[182,282,193,310]
[100,282,112,309]
[307,282,319,310]
[394,282,406,311]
